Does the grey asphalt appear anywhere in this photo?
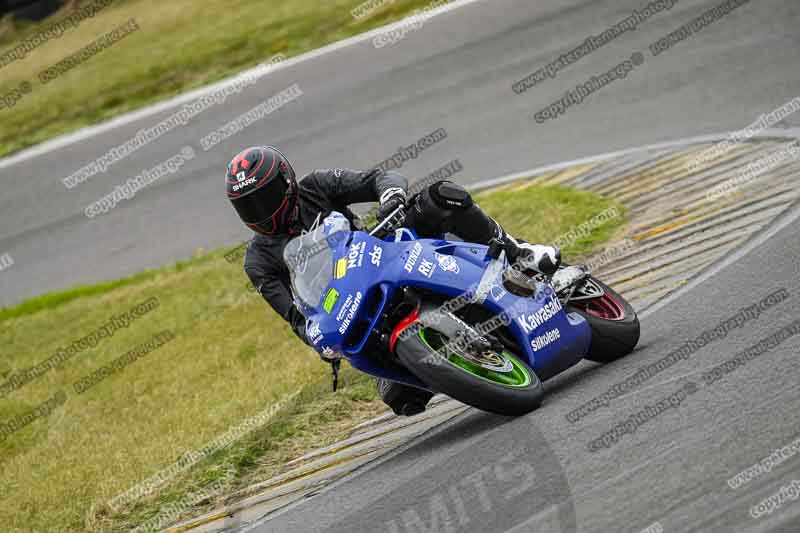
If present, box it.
[1,0,800,531]
[251,203,800,533]
[1,0,799,306]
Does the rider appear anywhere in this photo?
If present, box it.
[226,146,561,416]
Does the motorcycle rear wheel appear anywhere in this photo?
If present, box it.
[567,278,640,363]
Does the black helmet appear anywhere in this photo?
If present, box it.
[226,146,298,235]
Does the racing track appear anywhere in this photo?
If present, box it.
[1,0,800,531]
[244,203,800,533]
[1,0,799,306]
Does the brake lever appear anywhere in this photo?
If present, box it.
[369,205,407,237]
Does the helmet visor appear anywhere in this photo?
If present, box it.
[232,169,292,232]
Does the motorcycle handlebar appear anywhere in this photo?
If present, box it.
[368,204,408,237]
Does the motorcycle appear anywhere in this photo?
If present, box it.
[284,209,640,416]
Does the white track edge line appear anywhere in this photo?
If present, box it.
[0,0,486,171]
[467,128,800,192]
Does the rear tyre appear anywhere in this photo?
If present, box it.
[567,278,640,363]
[395,328,544,416]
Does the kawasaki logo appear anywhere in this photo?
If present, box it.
[517,297,563,334]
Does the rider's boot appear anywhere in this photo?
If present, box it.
[377,379,434,416]
[501,232,561,276]
[479,215,561,275]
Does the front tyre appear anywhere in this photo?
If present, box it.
[395,328,543,416]
[567,278,640,363]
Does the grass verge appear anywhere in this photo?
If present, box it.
[0,0,449,158]
[0,184,625,532]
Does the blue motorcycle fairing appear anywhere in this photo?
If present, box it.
[296,215,591,389]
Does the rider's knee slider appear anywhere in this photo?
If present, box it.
[430,181,474,210]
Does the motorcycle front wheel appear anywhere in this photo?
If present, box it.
[395,327,544,416]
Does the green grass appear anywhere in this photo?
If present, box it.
[0,184,625,532]
[0,0,446,158]
[0,252,219,323]
[99,368,385,533]
[477,183,627,259]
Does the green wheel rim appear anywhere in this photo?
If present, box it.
[419,329,532,388]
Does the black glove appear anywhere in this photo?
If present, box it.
[377,187,407,230]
